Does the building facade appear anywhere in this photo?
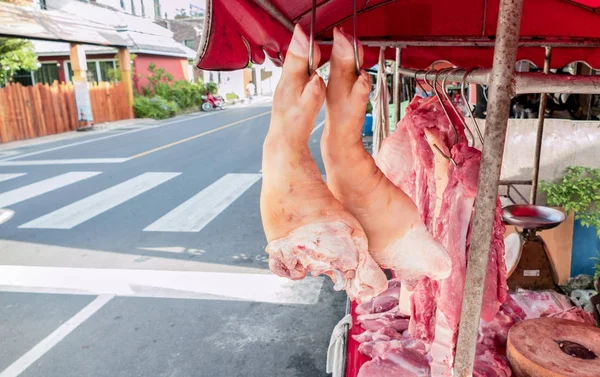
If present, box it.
[16,0,195,92]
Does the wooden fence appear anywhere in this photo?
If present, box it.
[0,81,132,143]
[89,81,132,124]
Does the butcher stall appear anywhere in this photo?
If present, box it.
[195,0,600,376]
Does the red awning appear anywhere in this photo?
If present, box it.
[196,0,600,70]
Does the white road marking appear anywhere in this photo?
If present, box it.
[0,173,26,183]
[0,150,19,158]
[0,172,100,208]
[311,120,325,135]
[0,209,14,225]
[0,295,113,377]
[0,266,324,304]
[138,246,205,255]
[144,173,261,232]
[0,111,226,163]
[0,240,271,274]
[0,158,128,166]
[20,172,180,229]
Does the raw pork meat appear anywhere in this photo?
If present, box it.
[376,95,508,375]
[357,340,431,377]
[260,24,387,303]
[358,311,410,333]
[356,280,401,316]
[321,30,451,284]
[430,145,507,376]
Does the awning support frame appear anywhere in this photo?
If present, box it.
[530,46,553,204]
[454,0,524,375]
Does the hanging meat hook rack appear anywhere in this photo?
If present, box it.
[397,67,600,95]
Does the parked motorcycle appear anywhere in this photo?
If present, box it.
[201,93,225,111]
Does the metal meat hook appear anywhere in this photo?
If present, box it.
[461,68,484,144]
[441,68,475,147]
[428,69,458,167]
[414,69,427,95]
[423,132,458,167]
[352,0,360,75]
[308,0,317,75]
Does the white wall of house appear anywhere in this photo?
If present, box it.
[207,70,245,98]
[256,59,282,96]
[203,59,282,98]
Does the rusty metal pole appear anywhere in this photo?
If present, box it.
[530,46,552,204]
[453,0,524,375]
[393,48,402,125]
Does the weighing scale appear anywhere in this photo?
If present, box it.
[502,204,566,291]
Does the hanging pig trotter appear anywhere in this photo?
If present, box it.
[260,25,388,304]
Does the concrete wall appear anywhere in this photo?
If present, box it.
[470,118,600,204]
[211,70,245,98]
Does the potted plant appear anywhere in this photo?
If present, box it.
[540,166,600,277]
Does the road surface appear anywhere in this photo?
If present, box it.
[0,102,346,377]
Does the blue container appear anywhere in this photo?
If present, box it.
[570,218,599,276]
[362,114,373,136]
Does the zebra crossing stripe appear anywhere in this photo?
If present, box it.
[144,173,261,232]
[20,172,180,229]
[0,173,26,183]
[0,172,100,208]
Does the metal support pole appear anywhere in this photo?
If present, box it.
[530,47,552,204]
[393,48,402,125]
[453,0,524,375]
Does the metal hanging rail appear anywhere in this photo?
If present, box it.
[396,67,600,94]
[317,36,600,48]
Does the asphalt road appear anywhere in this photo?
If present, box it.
[0,102,346,377]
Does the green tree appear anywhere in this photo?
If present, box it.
[0,38,39,86]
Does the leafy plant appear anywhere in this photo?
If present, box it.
[144,62,174,96]
[540,166,600,238]
[206,81,218,94]
[366,100,373,114]
[133,95,179,119]
[225,92,239,101]
[0,38,38,86]
[592,253,600,280]
[167,80,206,109]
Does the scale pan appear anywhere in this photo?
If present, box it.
[502,204,566,230]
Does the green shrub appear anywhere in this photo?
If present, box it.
[540,166,600,237]
[167,80,206,109]
[133,96,179,119]
[225,92,239,101]
[206,81,218,94]
[138,62,212,112]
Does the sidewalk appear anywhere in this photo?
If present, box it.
[0,117,159,153]
[227,95,273,108]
